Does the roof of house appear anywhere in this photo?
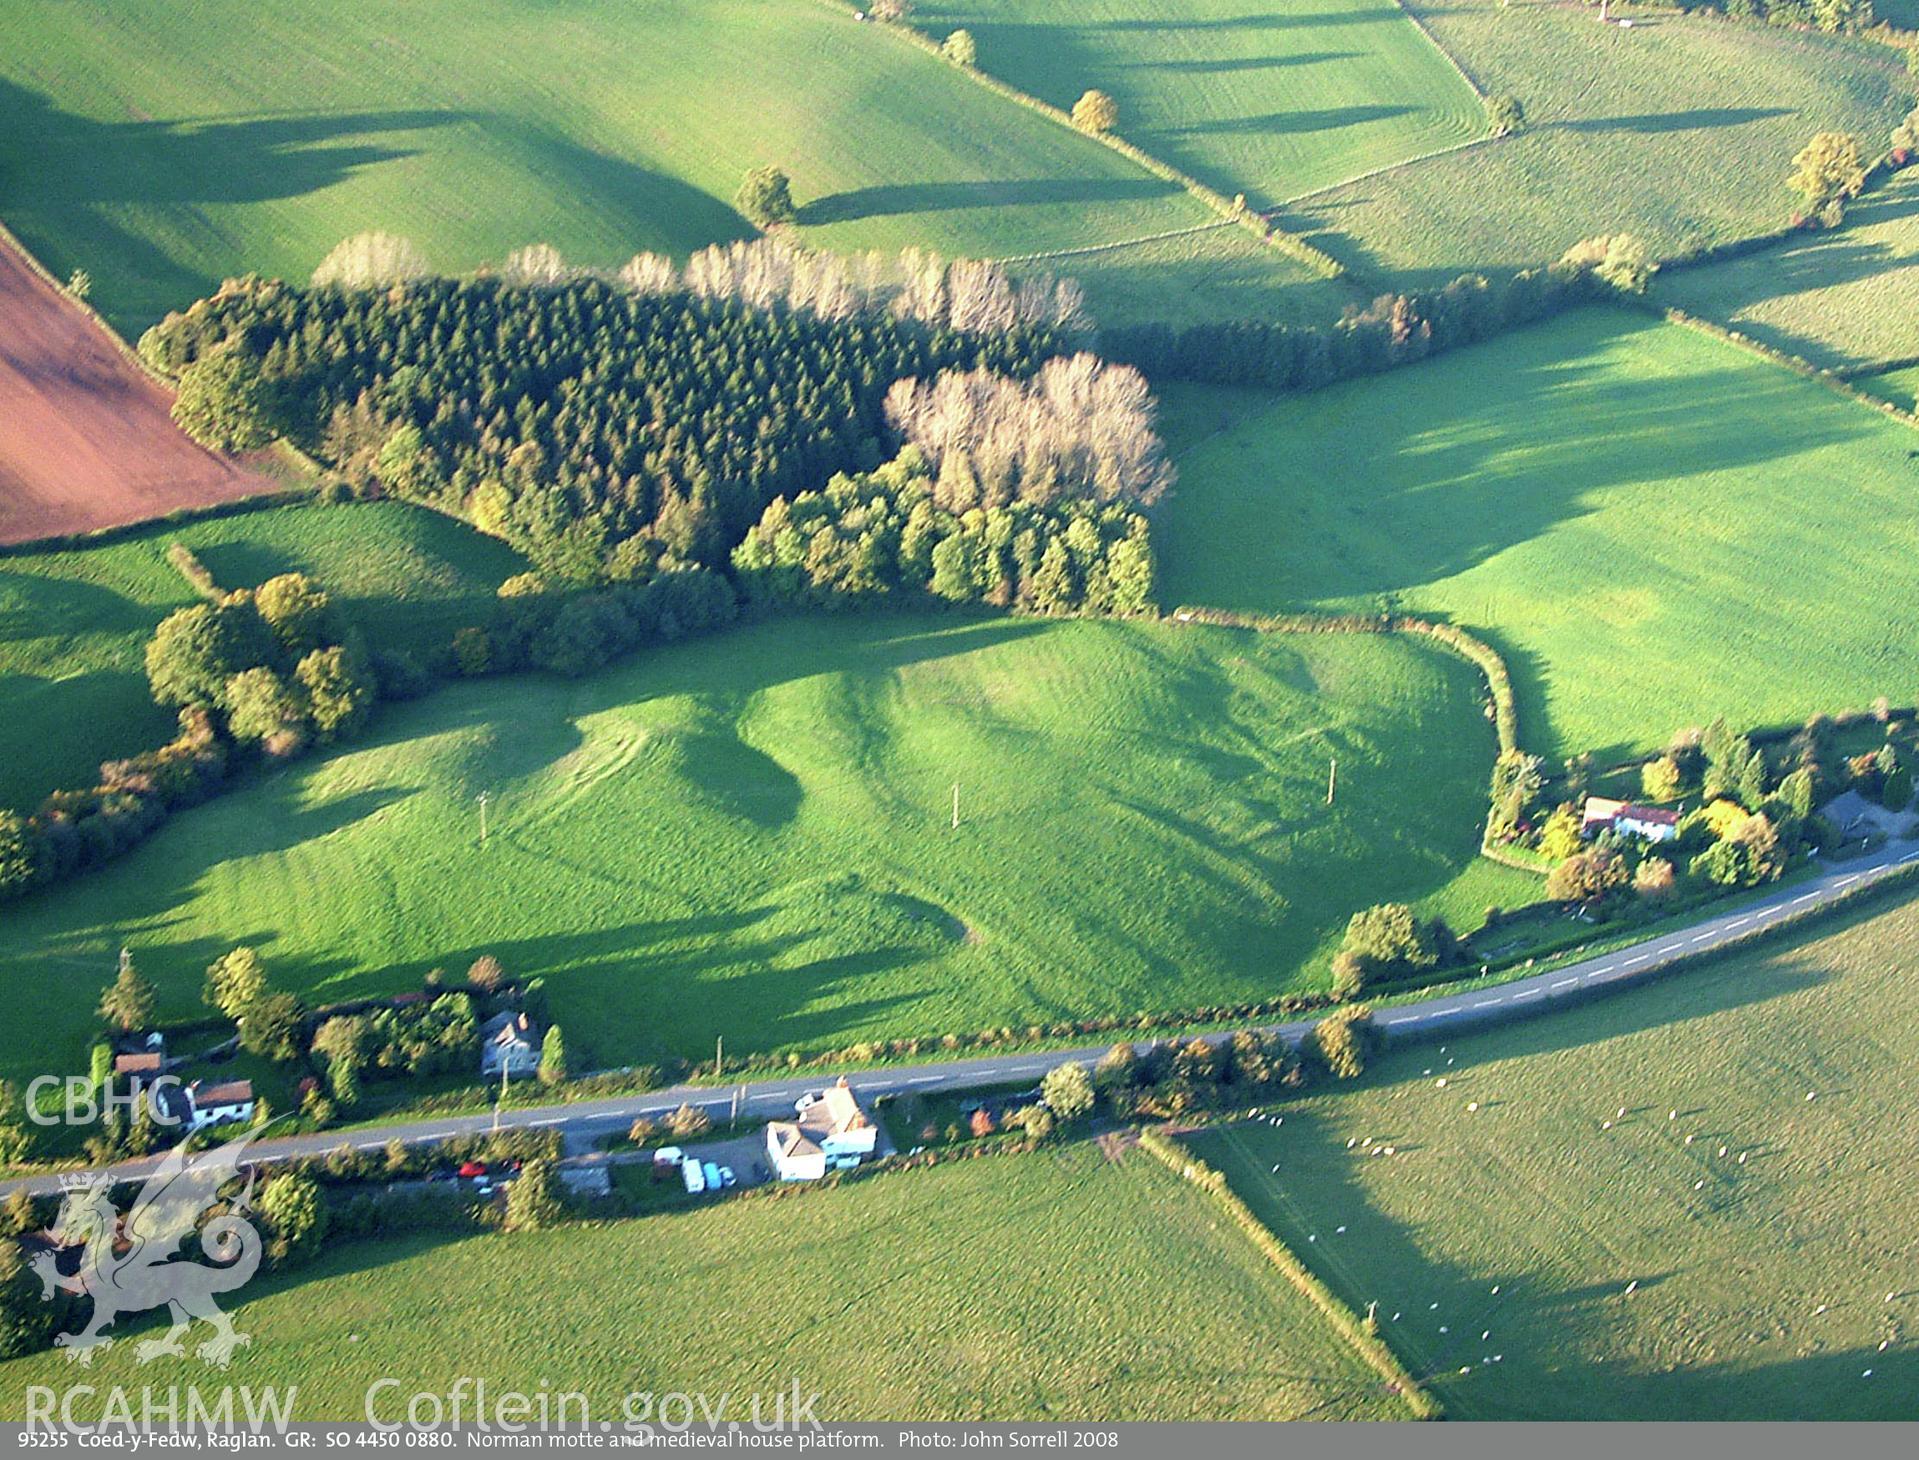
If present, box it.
[1582,796,1627,823]
[192,1079,254,1108]
[797,1076,870,1140]
[1616,804,1680,826]
[481,1011,536,1048]
[768,1121,823,1161]
[114,1052,164,1075]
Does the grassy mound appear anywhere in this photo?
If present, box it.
[1184,889,1919,1419]
[1291,0,1904,287]
[1665,169,1919,372]
[917,0,1484,207]
[0,1146,1415,1420]
[1158,309,1919,760]
[0,0,1329,333]
[0,501,524,810]
[0,614,1516,1084]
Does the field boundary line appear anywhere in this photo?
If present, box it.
[0,214,168,385]
[1278,134,1495,211]
[1657,303,1919,434]
[802,0,1349,281]
[989,218,1234,266]
[1393,0,1487,98]
[1136,1129,1443,1420]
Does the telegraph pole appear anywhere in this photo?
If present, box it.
[1326,757,1337,807]
[477,790,490,849]
[951,782,960,831]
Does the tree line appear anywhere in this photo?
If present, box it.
[1101,244,1649,390]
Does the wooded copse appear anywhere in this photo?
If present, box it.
[139,266,1073,579]
[883,354,1174,509]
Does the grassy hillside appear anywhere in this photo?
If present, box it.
[0,614,1524,1085]
[1290,0,1905,287]
[0,1147,1413,1421]
[1664,170,1919,371]
[0,501,524,811]
[1184,889,1919,1420]
[0,0,1333,334]
[1158,309,1919,760]
[916,0,1484,208]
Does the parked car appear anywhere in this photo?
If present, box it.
[794,1091,825,1114]
[719,1166,736,1188]
[457,1161,486,1179]
[653,1146,685,1167]
[751,1160,770,1183]
[702,1161,722,1190]
[682,1160,706,1195]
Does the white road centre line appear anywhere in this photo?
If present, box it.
[1513,988,1542,1000]
[1724,917,1750,930]
[1551,978,1577,990]
[1836,874,1860,888]
[1624,954,1649,967]
[1793,892,1819,905]
[1690,932,1714,944]
[1471,998,1503,1009]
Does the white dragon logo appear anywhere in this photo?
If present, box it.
[30,1129,264,1367]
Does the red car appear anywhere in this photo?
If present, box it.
[457,1161,486,1179]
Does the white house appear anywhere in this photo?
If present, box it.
[185,1079,255,1132]
[766,1077,878,1181]
[1583,796,1679,844]
[480,1011,541,1078]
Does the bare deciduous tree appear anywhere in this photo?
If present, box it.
[311,232,431,289]
[885,354,1174,509]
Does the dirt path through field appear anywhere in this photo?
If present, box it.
[0,233,280,544]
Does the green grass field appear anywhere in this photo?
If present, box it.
[0,1146,1413,1421]
[0,501,524,811]
[1290,0,1906,287]
[1183,888,1919,1420]
[1664,170,1919,371]
[0,613,1526,1086]
[916,0,1484,209]
[1856,360,1919,408]
[0,0,1335,335]
[1158,308,1919,761]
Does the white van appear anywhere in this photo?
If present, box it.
[682,1159,706,1195]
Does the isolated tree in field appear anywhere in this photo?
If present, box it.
[1788,132,1865,220]
[537,1024,568,1085]
[1040,1061,1095,1123]
[99,953,155,1034]
[942,29,976,66]
[171,348,275,452]
[467,955,506,992]
[258,1171,328,1267]
[737,167,797,229]
[1485,94,1524,138]
[204,946,269,1022]
[504,1158,566,1231]
[1073,89,1118,134]
[871,0,912,19]
[310,232,430,290]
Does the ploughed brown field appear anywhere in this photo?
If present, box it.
[0,235,278,544]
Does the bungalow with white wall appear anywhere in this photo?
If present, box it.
[765,1077,878,1181]
[1583,796,1679,843]
[184,1079,255,1132]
